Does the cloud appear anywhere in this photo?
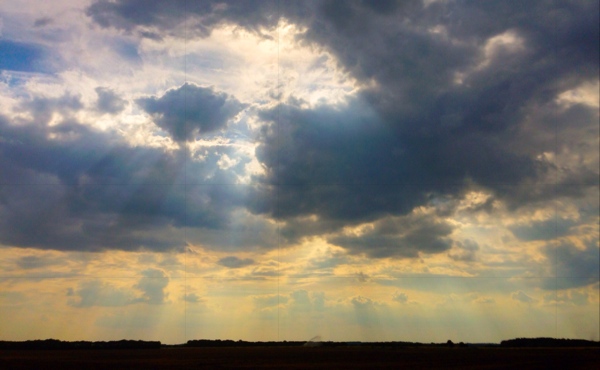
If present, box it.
[66,269,169,307]
[306,247,348,271]
[136,83,245,142]
[509,218,576,241]
[392,292,408,304]
[85,0,599,107]
[251,99,428,222]
[95,87,127,114]
[19,93,83,124]
[542,239,600,290]
[91,1,598,222]
[67,280,135,307]
[132,268,169,304]
[240,1,597,262]
[253,294,288,310]
[217,256,255,268]
[0,95,256,252]
[355,271,369,283]
[5,1,594,260]
[183,293,204,303]
[33,17,53,28]
[448,239,479,262]
[1,0,598,344]
[544,290,589,307]
[289,290,312,313]
[329,213,454,258]
[15,255,62,270]
[511,290,536,304]
[85,0,285,38]
[249,93,546,244]
[473,297,495,305]
[349,295,385,327]
[250,263,282,278]
[250,290,326,314]
[311,291,326,312]
[350,295,375,309]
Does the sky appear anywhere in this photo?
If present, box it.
[0,0,598,344]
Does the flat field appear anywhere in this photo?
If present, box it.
[1,346,598,369]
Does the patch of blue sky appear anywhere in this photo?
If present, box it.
[114,39,142,63]
[0,39,49,73]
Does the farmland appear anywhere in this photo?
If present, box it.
[1,346,598,369]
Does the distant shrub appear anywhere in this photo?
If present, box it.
[500,338,600,348]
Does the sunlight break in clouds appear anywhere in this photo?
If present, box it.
[0,0,598,344]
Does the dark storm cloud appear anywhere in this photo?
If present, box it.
[249,1,595,254]
[248,93,544,258]
[252,98,542,221]
[95,87,127,114]
[217,256,255,268]
[137,83,245,142]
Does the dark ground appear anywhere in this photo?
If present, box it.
[1,347,599,369]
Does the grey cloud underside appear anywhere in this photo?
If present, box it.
[251,99,545,221]
[0,100,270,252]
[137,84,245,142]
